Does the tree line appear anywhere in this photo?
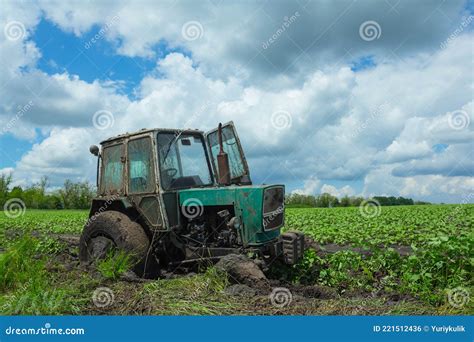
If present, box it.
[0,173,430,210]
[0,174,95,210]
[285,193,430,208]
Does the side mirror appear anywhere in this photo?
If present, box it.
[89,145,100,156]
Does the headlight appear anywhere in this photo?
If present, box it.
[262,186,284,231]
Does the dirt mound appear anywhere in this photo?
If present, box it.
[215,254,269,288]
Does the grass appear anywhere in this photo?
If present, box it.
[97,250,133,280]
[1,279,79,315]
[0,237,43,291]
[0,209,87,238]
[0,206,472,315]
[139,268,237,315]
[0,236,80,315]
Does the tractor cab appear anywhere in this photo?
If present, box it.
[81,122,304,275]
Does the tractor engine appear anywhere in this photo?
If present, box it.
[180,207,240,248]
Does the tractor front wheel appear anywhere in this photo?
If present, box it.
[79,211,154,277]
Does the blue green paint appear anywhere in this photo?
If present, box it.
[179,185,283,246]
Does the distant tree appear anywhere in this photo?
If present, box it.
[414,200,431,205]
[339,195,351,207]
[59,180,95,209]
[285,193,318,208]
[349,196,364,207]
[372,196,416,206]
[0,173,12,206]
[8,186,23,200]
[317,193,338,208]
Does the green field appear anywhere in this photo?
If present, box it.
[0,205,472,315]
[286,205,473,245]
[285,205,473,307]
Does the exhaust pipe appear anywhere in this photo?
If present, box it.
[217,123,231,185]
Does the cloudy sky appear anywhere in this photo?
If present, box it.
[0,0,473,203]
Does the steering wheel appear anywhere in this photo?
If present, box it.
[164,168,178,178]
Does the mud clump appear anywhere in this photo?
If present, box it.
[216,254,269,288]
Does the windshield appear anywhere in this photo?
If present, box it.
[207,125,246,180]
[157,132,213,190]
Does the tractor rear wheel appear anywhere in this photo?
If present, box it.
[79,211,155,277]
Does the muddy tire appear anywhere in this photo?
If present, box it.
[79,211,155,277]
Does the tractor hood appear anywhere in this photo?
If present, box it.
[178,185,285,246]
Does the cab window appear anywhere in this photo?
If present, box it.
[101,144,124,194]
[157,133,213,190]
[207,126,246,179]
[128,137,155,193]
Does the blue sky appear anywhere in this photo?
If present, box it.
[1,18,160,169]
[0,0,473,203]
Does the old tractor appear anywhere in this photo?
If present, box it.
[79,122,304,277]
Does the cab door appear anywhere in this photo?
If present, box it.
[127,135,165,230]
[205,121,251,185]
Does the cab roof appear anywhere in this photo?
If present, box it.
[100,127,204,145]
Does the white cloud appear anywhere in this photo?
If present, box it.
[383,139,432,163]
[363,165,474,202]
[292,176,320,195]
[320,184,355,198]
[35,0,469,83]
[0,167,14,176]
[0,1,473,203]
[12,128,97,185]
